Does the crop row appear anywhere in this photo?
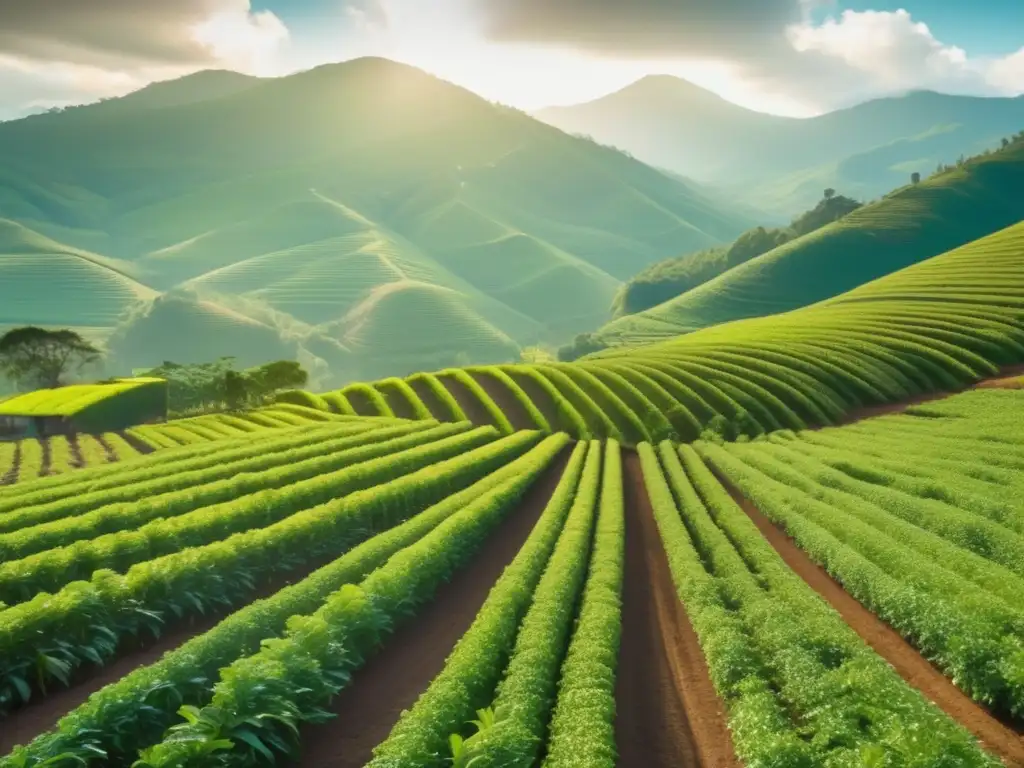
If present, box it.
[0,419,400,537]
[0,427,547,719]
[639,441,997,765]
[2,432,568,767]
[700,436,1024,720]
[131,437,569,767]
[0,423,471,605]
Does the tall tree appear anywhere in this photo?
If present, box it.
[0,327,101,389]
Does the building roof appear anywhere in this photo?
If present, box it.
[0,378,164,417]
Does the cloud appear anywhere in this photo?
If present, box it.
[473,0,1024,112]
[475,0,814,59]
[0,0,289,71]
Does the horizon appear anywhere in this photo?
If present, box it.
[1,1,1021,120]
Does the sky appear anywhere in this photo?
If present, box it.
[0,0,1022,120]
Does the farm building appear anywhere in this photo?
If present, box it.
[0,377,168,439]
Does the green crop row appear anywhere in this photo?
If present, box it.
[452,440,602,766]
[541,439,624,768]
[2,433,566,768]
[0,423,482,607]
[641,441,997,765]
[407,372,468,422]
[366,440,588,768]
[438,368,515,434]
[0,428,541,719]
[700,440,1024,720]
[375,377,435,420]
[133,440,563,767]
[468,366,551,431]
[0,421,400,538]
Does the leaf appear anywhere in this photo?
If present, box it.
[10,674,31,703]
[177,704,203,725]
[234,728,276,762]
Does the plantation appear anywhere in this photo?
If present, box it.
[3,50,1024,768]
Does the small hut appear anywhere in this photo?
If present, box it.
[0,378,168,439]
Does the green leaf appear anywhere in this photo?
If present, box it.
[234,728,276,762]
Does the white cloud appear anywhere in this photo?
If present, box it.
[780,9,1024,105]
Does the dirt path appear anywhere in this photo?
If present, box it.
[615,452,739,768]
[291,448,573,768]
[467,370,538,431]
[434,374,500,431]
[718,478,1024,766]
[830,363,1024,428]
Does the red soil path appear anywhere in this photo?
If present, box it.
[291,448,572,768]
[435,373,501,431]
[831,363,1024,427]
[406,378,458,423]
[615,452,739,768]
[718,478,1024,767]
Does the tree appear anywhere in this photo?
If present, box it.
[823,188,835,200]
[248,360,308,397]
[911,172,921,184]
[0,327,101,389]
[221,370,252,410]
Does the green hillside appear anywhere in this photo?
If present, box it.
[590,137,1024,348]
[536,77,1024,214]
[0,59,751,381]
[292,217,1024,443]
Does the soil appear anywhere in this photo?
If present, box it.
[467,370,538,431]
[290,447,572,768]
[67,433,85,469]
[0,442,20,485]
[615,452,739,768]
[504,370,562,431]
[380,387,416,420]
[405,378,454,423]
[435,373,500,430]
[38,437,52,477]
[718,478,1024,767]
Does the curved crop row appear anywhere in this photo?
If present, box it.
[289,221,1024,444]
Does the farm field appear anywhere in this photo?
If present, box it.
[0,404,376,485]
[288,218,1024,445]
[0,384,1021,767]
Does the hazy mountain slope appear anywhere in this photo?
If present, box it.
[591,138,1024,347]
[0,58,751,380]
[536,77,1024,213]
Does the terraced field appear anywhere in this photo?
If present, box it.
[290,219,1024,444]
[0,383,1021,768]
[0,405,361,484]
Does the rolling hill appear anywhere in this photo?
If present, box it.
[536,76,1024,214]
[0,58,751,383]
[588,136,1024,348]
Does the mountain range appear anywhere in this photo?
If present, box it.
[536,76,1024,215]
[0,58,752,386]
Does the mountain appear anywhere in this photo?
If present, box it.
[0,58,752,384]
[587,135,1024,348]
[536,77,1024,214]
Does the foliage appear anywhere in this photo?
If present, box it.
[611,191,863,318]
[0,327,101,389]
